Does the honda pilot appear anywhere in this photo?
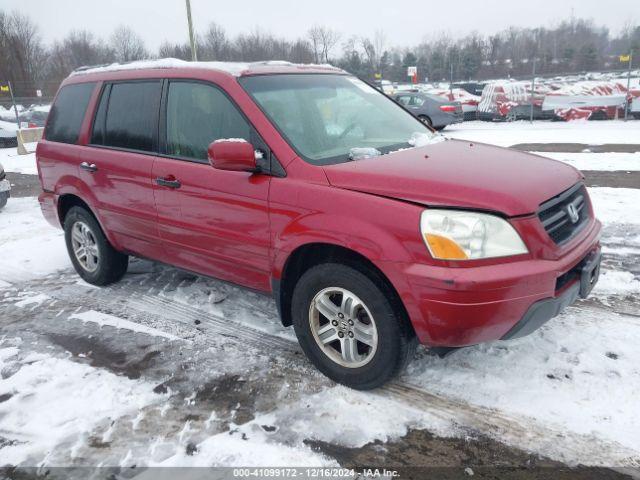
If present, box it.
[37,60,602,389]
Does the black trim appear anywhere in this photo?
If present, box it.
[501,283,580,340]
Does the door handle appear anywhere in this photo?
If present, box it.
[80,162,98,173]
[156,177,181,189]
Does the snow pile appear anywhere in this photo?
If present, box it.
[71,58,343,77]
[348,147,381,160]
[0,344,163,466]
[0,149,37,174]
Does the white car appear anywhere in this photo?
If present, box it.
[0,162,10,209]
[632,95,640,120]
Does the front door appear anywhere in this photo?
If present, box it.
[152,80,271,291]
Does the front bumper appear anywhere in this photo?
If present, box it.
[501,249,601,340]
[382,218,602,347]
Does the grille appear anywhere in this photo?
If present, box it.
[538,183,590,245]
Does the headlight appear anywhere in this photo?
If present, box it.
[420,210,528,260]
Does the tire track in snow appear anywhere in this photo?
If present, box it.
[7,272,640,467]
[381,382,640,467]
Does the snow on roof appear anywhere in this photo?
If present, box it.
[546,80,628,97]
[71,58,344,77]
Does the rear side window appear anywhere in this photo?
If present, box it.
[165,82,251,161]
[92,81,161,152]
[44,83,95,144]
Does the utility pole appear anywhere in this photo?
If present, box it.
[624,49,633,122]
[530,57,536,123]
[185,0,198,61]
[8,81,20,126]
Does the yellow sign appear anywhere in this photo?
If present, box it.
[0,85,9,93]
[620,54,631,62]
[374,73,382,79]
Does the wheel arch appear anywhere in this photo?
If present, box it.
[275,242,414,337]
[57,192,122,251]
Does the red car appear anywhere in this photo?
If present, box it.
[37,61,602,389]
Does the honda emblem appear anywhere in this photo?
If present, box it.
[566,203,580,224]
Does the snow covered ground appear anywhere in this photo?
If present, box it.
[446,119,640,147]
[0,148,37,175]
[1,121,639,472]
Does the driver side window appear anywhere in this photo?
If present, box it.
[165,82,251,161]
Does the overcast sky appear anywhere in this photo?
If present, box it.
[2,0,638,50]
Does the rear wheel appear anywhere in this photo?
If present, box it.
[0,195,7,209]
[291,263,417,390]
[63,206,128,285]
[418,115,433,128]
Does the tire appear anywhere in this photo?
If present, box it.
[63,206,128,285]
[418,115,433,128]
[291,263,417,390]
[434,125,446,131]
[0,195,7,209]
[505,111,517,122]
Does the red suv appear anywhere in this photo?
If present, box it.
[37,61,602,389]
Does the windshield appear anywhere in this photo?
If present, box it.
[240,74,437,165]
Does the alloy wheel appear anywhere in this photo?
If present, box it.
[308,287,378,368]
[71,221,100,272]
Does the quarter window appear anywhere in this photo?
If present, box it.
[165,82,251,161]
[94,81,161,152]
[44,82,95,144]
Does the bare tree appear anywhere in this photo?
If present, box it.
[47,30,115,82]
[0,11,46,96]
[361,29,386,73]
[158,41,191,60]
[200,22,230,61]
[307,25,340,63]
[110,25,148,63]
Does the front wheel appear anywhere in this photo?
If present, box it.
[291,263,417,390]
[63,206,129,285]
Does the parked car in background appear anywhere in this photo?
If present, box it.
[0,162,10,209]
[0,122,18,148]
[19,110,49,128]
[542,81,629,121]
[451,82,486,97]
[394,92,463,129]
[38,60,602,389]
[427,87,481,121]
[632,94,640,119]
[478,81,550,121]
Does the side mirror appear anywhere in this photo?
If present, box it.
[208,139,257,172]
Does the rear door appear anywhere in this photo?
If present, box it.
[152,80,271,291]
[79,80,163,258]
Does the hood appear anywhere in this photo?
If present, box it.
[322,139,582,217]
